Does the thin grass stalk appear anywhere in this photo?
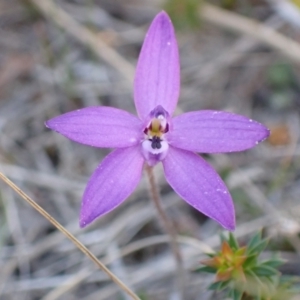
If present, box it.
[0,171,140,300]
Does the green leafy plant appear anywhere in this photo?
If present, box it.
[198,232,297,300]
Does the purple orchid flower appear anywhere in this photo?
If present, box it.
[46,12,269,230]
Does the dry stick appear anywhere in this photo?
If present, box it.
[201,3,300,64]
[28,0,135,83]
[0,172,140,300]
[144,165,185,299]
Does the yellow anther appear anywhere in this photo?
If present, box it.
[151,119,161,133]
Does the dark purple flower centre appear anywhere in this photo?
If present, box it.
[150,136,162,149]
[141,105,170,165]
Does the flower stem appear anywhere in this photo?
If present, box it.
[145,165,185,298]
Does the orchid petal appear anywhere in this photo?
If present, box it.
[162,147,235,230]
[46,107,142,148]
[134,11,180,120]
[167,110,270,153]
[80,146,144,227]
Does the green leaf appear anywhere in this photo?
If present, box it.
[227,288,244,300]
[219,280,231,290]
[208,280,230,291]
[232,289,243,300]
[243,254,258,269]
[208,281,223,291]
[206,253,216,258]
[196,266,216,273]
[246,270,264,298]
[228,232,239,251]
[252,265,279,277]
[261,258,285,268]
[247,239,269,255]
[247,232,262,253]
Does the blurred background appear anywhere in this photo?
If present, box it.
[0,0,300,299]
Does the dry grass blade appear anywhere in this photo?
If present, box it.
[29,0,135,82]
[201,3,300,64]
[0,171,140,300]
[42,235,214,300]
